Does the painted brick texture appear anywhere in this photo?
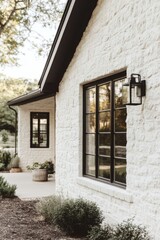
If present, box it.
[55,0,160,239]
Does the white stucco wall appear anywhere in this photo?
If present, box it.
[18,97,55,170]
[55,0,160,239]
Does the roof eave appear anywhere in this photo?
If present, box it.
[39,0,98,94]
[8,89,54,106]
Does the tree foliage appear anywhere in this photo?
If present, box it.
[0,74,38,132]
[0,0,65,65]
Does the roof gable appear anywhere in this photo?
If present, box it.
[39,0,98,94]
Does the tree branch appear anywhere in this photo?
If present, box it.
[0,0,27,36]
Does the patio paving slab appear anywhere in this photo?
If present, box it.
[0,172,55,200]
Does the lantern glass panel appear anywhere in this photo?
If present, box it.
[130,83,142,105]
[122,79,129,105]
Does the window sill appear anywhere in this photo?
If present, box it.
[77,177,133,203]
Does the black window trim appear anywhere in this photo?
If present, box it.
[30,112,49,148]
[83,70,127,188]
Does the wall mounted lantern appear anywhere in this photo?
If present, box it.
[122,73,146,105]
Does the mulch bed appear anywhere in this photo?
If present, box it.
[0,197,82,240]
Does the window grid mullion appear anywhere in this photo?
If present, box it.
[38,117,40,147]
[95,85,99,178]
[83,88,87,175]
[110,81,115,183]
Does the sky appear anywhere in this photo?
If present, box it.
[1,48,47,81]
[0,25,54,81]
[0,0,67,81]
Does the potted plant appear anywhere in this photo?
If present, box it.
[9,155,22,173]
[27,161,54,182]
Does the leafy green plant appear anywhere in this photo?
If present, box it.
[27,160,54,173]
[112,219,150,240]
[54,198,104,237]
[36,195,63,223]
[0,162,5,171]
[1,130,9,143]
[87,225,113,240]
[0,176,16,198]
[0,150,11,169]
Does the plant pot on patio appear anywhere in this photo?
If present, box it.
[9,155,22,173]
[27,161,54,182]
[10,167,22,173]
[32,168,48,182]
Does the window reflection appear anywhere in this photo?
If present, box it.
[86,134,95,155]
[115,109,127,132]
[99,83,111,110]
[86,155,95,176]
[99,112,111,132]
[115,79,126,107]
[98,134,111,156]
[86,88,96,113]
[86,114,96,133]
[115,158,126,184]
[98,156,110,179]
[84,73,127,186]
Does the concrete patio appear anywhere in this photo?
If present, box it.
[0,172,55,200]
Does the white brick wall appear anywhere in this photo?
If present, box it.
[18,97,55,170]
[55,0,160,239]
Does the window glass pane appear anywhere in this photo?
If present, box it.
[98,134,111,156]
[86,88,96,113]
[39,133,47,147]
[33,119,38,131]
[32,134,38,146]
[115,158,126,184]
[40,119,47,124]
[98,156,110,179]
[86,155,95,176]
[122,78,129,105]
[115,146,126,158]
[86,114,96,133]
[33,113,39,118]
[115,133,126,147]
[99,83,111,110]
[115,79,124,107]
[115,108,127,132]
[40,124,47,132]
[86,134,95,155]
[99,112,111,132]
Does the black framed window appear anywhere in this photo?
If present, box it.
[83,71,127,186]
[30,112,49,148]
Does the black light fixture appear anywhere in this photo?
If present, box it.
[122,73,146,105]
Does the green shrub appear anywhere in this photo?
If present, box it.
[112,219,150,240]
[0,162,5,171]
[1,130,9,143]
[36,195,63,223]
[0,176,16,198]
[2,150,12,168]
[0,150,12,170]
[87,225,113,240]
[54,198,104,237]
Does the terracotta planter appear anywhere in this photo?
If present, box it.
[10,167,22,173]
[32,169,48,182]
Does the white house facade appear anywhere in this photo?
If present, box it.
[9,94,55,170]
[8,0,160,239]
